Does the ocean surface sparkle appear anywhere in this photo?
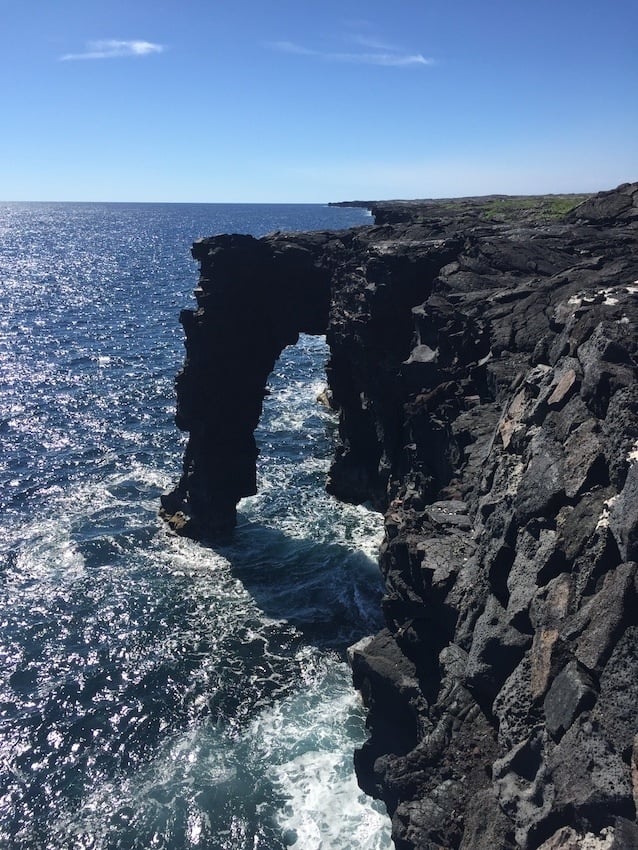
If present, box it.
[0,202,392,849]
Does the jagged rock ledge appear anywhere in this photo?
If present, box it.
[162,183,638,849]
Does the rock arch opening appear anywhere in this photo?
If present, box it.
[160,232,334,537]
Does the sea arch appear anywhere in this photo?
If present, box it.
[160,232,336,537]
[160,226,445,538]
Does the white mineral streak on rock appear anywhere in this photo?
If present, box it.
[596,495,619,530]
[569,282,638,309]
[536,826,615,849]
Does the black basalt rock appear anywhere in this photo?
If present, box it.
[160,231,335,536]
[164,184,638,849]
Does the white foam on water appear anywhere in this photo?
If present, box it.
[265,402,328,437]
[44,649,392,850]
[250,657,392,850]
[337,504,385,559]
[11,515,86,585]
[155,528,231,572]
[1,456,182,597]
[270,749,389,849]
[108,461,176,495]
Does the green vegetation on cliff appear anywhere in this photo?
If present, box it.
[478,193,588,222]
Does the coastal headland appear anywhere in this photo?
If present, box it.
[162,183,638,850]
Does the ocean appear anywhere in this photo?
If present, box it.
[0,203,392,849]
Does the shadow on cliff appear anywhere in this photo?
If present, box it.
[197,514,385,655]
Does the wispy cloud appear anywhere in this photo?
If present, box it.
[348,34,403,52]
[268,40,432,67]
[60,40,165,61]
[346,52,433,67]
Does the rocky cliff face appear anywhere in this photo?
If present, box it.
[163,183,638,850]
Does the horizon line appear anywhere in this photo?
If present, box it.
[0,187,603,206]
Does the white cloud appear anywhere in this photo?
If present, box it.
[337,52,432,67]
[267,40,432,67]
[348,34,403,52]
[60,40,165,61]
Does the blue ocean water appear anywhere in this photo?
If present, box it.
[0,203,392,849]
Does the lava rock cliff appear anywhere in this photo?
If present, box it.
[162,183,638,850]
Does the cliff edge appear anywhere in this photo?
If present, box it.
[162,183,638,849]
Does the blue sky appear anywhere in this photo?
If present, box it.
[1,0,636,201]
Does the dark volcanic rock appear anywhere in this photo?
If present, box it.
[160,231,336,535]
[164,183,638,848]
